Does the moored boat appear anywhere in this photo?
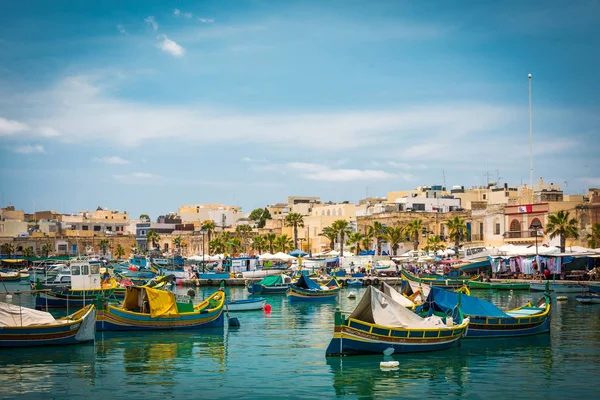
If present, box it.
[226,298,266,311]
[575,294,600,304]
[0,272,21,282]
[468,281,530,290]
[401,269,476,288]
[0,302,96,347]
[530,282,587,293]
[287,275,341,302]
[346,278,363,288]
[247,274,292,294]
[325,286,469,356]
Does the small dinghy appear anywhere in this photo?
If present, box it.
[575,294,600,304]
[226,298,267,311]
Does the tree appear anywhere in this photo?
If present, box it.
[1,243,14,257]
[235,224,253,253]
[114,244,125,259]
[547,210,579,253]
[384,226,405,256]
[248,208,272,229]
[146,230,161,250]
[172,236,183,254]
[99,239,110,256]
[331,220,352,257]
[41,243,53,257]
[251,235,267,255]
[320,226,337,251]
[424,235,446,253]
[22,246,35,258]
[405,219,424,251]
[273,234,293,253]
[285,213,305,250]
[131,243,140,254]
[264,233,277,254]
[228,237,242,254]
[201,220,216,249]
[347,232,365,255]
[209,238,226,254]
[139,214,150,222]
[587,223,600,249]
[367,221,386,255]
[445,216,467,258]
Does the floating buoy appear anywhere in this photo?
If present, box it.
[5,294,13,300]
[263,303,272,314]
[187,289,196,298]
[228,317,240,327]
[556,296,568,301]
[380,361,399,369]
[347,291,357,299]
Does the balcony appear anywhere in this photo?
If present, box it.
[503,230,544,243]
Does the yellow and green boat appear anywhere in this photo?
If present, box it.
[468,281,530,290]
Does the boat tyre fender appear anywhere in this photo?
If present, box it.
[341,279,347,286]
[373,278,380,286]
[207,279,213,285]
[365,279,372,286]
[236,273,243,279]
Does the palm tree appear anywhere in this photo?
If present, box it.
[285,213,305,250]
[99,239,110,256]
[1,243,15,257]
[273,234,294,253]
[331,220,352,257]
[172,236,183,254]
[547,210,579,252]
[251,235,266,255]
[114,244,125,259]
[424,235,446,254]
[265,233,277,254]
[587,223,600,249]
[235,224,253,253]
[146,230,161,251]
[131,243,139,254]
[445,216,467,258]
[209,238,226,254]
[367,221,386,255]
[405,219,424,251]
[320,226,337,251]
[347,232,366,255]
[383,226,405,256]
[228,238,242,254]
[41,243,53,257]
[22,246,35,258]
[139,214,150,222]
[201,220,216,243]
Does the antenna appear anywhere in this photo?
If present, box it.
[365,186,370,198]
[442,170,446,191]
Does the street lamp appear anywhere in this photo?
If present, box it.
[529,220,543,275]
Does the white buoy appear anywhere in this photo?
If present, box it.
[347,291,356,299]
[556,296,568,301]
[5,294,13,300]
[380,361,399,369]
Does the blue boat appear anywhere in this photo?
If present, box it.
[287,275,341,302]
[247,274,292,294]
[417,286,551,338]
[346,278,363,288]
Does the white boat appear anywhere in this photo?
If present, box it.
[240,268,287,279]
[576,294,600,304]
[225,298,266,311]
[530,282,587,293]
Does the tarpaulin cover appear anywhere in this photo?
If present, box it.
[381,282,415,307]
[259,275,283,286]
[0,302,59,327]
[420,287,509,318]
[145,287,179,317]
[294,274,322,290]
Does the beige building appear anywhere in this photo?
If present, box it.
[178,204,242,228]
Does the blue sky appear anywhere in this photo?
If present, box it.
[1,0,599,219]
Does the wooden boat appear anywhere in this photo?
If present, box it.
[96,286,225,331]
[226,297,266,311]
[468,280,530,290]
[417,286,551,338]
[530,282,587,293]
[325,286,469,356]
[589,285,600,294]
[346,278,363,288]
[575,294,600,304]
[0,302,96,347]
[247,274,292,294]
[401,270,476,288]
[0,272,21,282]
[287,275,341,302]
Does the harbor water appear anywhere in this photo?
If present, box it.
[1,282,599,399]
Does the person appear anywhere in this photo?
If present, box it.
[544,267,551,280]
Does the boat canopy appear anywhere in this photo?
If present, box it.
[349,286,444,329]
[420,287,509,318]
[259,275,284,286]
[0,302,59,327]
[294,274,322,290]
[123,286,179,318]
[381,282,415,307]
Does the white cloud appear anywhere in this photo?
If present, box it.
[198,18,214,23]
[184,12,193,18]
[157,35,185,57]
[242,157,267,163]
[114,172,161,184]
[116,24,127,34]
[95,156,131,165]
[144,16,158,31]
[13,144,44,154]
[173,9,181,16]
[287,162,407,182]
[0,117,29,136]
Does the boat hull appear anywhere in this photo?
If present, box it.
[402,270,474,288]
[247,283,290,294]
[35,289,125,309]
[530,283,586,293]
[466,314,550,338]
[287,286,340,302]
[576,295,600,304]
[468,281,530,290]
[346,280,363,288]
[226,298,266,311]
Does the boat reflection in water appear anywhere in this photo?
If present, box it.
[327,335,551,398]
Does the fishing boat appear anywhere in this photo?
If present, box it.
[0,302,96,347]
[401,269,476,288]
[589,284,600,294]
[96,286,225,331]
[468,281,530,290]
[346,278,363,288]
[225,298,266,311]
[0,272,21,282]
[575,294,600,304]
[417,286,551,338]
[530,282,587,293]
[381,281,416,308]
[287,274,341,302]
[247,274,292,294]
[325,286,469,356]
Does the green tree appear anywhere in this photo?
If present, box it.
[265,233,277,254]
[139,214,150,222]
[99,239,110,256]
[251,235,267,255]
[235,224,253,253]
[209,238,226,254]
[114,244,125,259]
[445,216,467,258]
[22,246,35,258]
[424,235,446,253]
[347,232,365,255]
[41,243,53,257]
[201,220,216,243]
[248,208,272,229]
[285,213,305,250]
[331,220,352,257]
[405,219,424,251]
[367,221,386,255]
[587,223,600,249]
[228,237,242,254]
[172,236,183,254]
[273,234,294,253]
[146,230,161,250]
[546,210,579,253]
[384,226,405,256]
[131,243,139,254]
[320,226,337,251]
[1,243,15,257]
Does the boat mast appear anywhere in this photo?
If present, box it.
[528,73,533,203]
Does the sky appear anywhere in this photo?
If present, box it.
[1,0,599,219]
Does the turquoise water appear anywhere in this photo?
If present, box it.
[1,282,599,399]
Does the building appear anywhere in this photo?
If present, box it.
[178,204,242,228]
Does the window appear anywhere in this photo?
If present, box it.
[141,230,146,236]
[327,210,330,216]
[58,244,67,252]
[71,225,77,230]
[81,264,89,275]
[479,223,483,234]
[509,219,521,232]
[90,265,100,274]
[94,226,101,232]
[338,208,343,216]
[106,226,112,231]
[105,216,108,219]
[495,223,500,235]
[71,266,81,275]
[61,276,71,283]
[412,203,425,211]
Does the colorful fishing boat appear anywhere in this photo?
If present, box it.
[401,270,476,288]
[247,274,292,294]
[287,275,341,302]
[530,282,587,293]
[226,298,266,311]
[575,294,600,304]
[346,278,363,288]
[0,302,96,347]
[96,286,225,331]
[417,286,551,338]
[468,281,530,290]
[0,272,21,282]
[325,286,469,356]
